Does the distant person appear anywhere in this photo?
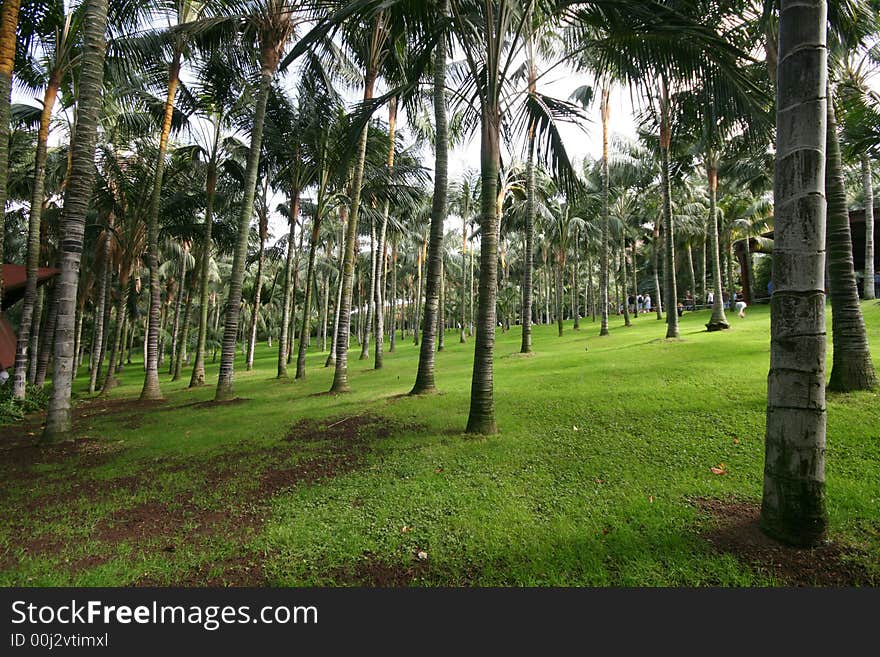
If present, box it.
[644,293,652,313]
[735,298,747,318]
[677,302,684,317]
[637,294,644,313]
[874,272,880,298]
[767,280,773,297]
[707,290,714,306]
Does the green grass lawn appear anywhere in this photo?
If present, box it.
[2,302,878,586]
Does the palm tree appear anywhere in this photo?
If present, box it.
[412,0,450,394]
[216,0,298,401]
[42,0,110,442]
[825,84,877,391]
[761,0,828,547]
[11,2,79,400]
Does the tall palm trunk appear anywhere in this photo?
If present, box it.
[861,154,875,300]
[296,212,322,379]
[389,239,397,353]
[321,270,330,351]
[169,243,188,374]
[652,225,663,320]
[27,287,43,385]
[189,134,218,387]
[465,101,500,435]
[331,41,381,393]
[413,240,425,346]
[12,71,61,399]
[247,187,269,371]
[172,287,192,381]
[438,256,445,351]
[573,226,580,329]
[411,23,449,394]
[706,164,729,330]
[825,88,876,391]
[761,0,828,547]
[659,79,679,339]
[374,97,397,369]
[599,86,611,336]
[359,216,375,360]
[554,257,564,336]
[326,220,344,367]
[43,0,109,442]
[621,235,631,327]
[520,25,537,353]
[142,50,182,401]
[101,290,127,393]
[216,44,277,401]
[88,224,113,393]
[35,283,58,387]
[277,187,299,377]
[288,219,305,364]
[0,0,22,309]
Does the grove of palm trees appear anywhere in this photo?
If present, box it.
[1,0,879,590]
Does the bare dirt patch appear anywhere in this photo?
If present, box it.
[324,553,430,586]
[693,497,875,586]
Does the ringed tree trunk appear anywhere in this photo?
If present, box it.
[142,50,182,401]
[277,187,300,377]
[825,87,876,391]
[573,226,580,329]
[326,219,345,367]
[331,64,378,393]
[247,182,269,371]
[88,220,113,394]
[520,26,537,353]
[35,283,58,387]
[215,44,277,401]
[12,69,61,400]
[659,78,679,339]
[288,216,305,364]
[411,24,448,395]
[172,286,193,381]
[101,283,127,393]
[652,224,663,320]
[43,0,109,442]
[861,154,875,300]
[621,235,631,327]
[705,163,730,330]
[413,239,425,346]
[460,213,468,343]
[189,135,218,387]
[296,211,323,379]
[374,96,397,370]
[761,0,828,547]
[465,102,500,435]
[554,256,564,337]
[599,85,611,336]
[438,256,445,351]
[168,242,188,374]
[0,0,23,310]
[389,238,397,353]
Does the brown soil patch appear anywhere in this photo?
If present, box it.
[694,497,875,586]
[324,553,430,587]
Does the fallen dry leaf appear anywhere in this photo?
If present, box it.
[648,495,654,503]
[416,550,428,561]
[401,525,412,533]
[733,438,741,445]
[710,463,728,475]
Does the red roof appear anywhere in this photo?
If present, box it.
[2,264,59,310]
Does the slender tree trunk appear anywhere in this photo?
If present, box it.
[686,243,696,307]
[461,214,468,344]
[413,240,424,346]
[465,101,500,435]
[653,224,663,320]
[169,243,188,374]
[761,0,828,547]
[12,72,60,399]
[389,239,397,353]
[374,97,397,369]
[520,28,537,353]
[278,189,299,377]
[73,303,84,373]
[43,0,108,442]
[555,258,564,336]
[861,154,875,300]
[101,289,127,393]
[189,137,218,387]
[326,221,345,367]
[621,236,631,327]
[247,195,268,372]
[288,220,305,365]
[35,283,58,387]
[216,45,277,401]
[599,86,611,336]
[659,78,678,339]
[88,226,112,394]
[331,55,379,393]
[360,215,375,360]
[411,24,449,393]
[321,271,330,352]
[142,50,182,401]
[296,211,323,379]
[469,236,474,336]
[706,164,730,330]
[172,287,192,382]
[27,287,43,385]
[438,256,445,352]
[825,88,876,391]
[573,227,580,329]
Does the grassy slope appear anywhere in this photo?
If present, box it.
[1,302,878,586]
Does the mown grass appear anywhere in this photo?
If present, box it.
[1,302,878,586]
